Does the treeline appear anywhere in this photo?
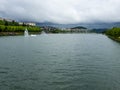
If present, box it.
[0,20,41,32]
[106,27,120,37]
[0,19,19,26]
[0,25,41,32]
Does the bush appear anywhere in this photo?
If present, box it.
[106,27,120,37]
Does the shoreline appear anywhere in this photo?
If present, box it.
[107,35,120,42]
[0,32,96,36]
[0,32,41,36]
[0,32,23,36]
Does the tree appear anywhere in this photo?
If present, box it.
[4,20,9,26]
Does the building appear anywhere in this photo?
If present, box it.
[25,23,36,26]
[18,22,36,26]
[5,19,13,22]
[18,22,23,25]
[0,17,3,20]
[19,22,36,26]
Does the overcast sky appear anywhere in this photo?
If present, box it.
[0,0,120,24]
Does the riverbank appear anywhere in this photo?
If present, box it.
[107,35,120,42]
[105,27,120,42]
[0,32,41,36]
[0,20,41,36]
[0,32,23,36]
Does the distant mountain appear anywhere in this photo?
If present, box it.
[71,26,87,29]
[36,22,120,29]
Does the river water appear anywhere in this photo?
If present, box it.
[0,34,120,90]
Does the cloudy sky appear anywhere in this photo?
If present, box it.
[0,0,120,24]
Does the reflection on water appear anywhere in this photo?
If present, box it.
[0,34,120,90]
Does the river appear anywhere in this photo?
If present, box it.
[0,34,120,90]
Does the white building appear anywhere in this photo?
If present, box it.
[0,17,3,20]
[18,22,36,26]
[25,23,36,26]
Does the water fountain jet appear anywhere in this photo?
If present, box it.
[24,28,29,37]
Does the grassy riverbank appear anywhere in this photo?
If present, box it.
[0,19,42,36]
[0,26,41,36]
[107,35,120,42]
[0,27,41,36]
[105,27,120,42]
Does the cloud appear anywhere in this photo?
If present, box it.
[0,0,120,24]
